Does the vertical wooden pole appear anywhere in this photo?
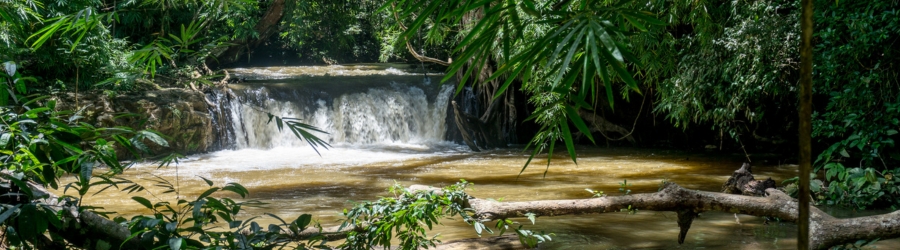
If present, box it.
[798,0,814,249]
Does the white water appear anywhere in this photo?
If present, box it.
[225,65,454,149]
[228,64,436,79]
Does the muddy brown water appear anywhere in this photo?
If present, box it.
[54,146,900,249]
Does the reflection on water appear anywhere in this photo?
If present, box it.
[55,146,900,249]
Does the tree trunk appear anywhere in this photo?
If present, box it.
[798,0,816,247]
[409,183,900,250]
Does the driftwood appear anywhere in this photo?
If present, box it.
[722,162,777,196]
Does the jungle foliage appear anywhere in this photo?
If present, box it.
[278,0,392,64]
[808,0,899,209]
[647,0,900,209]
[384,0,663,175]
[339,181,550,250]
[387,0,900,208]
[1,0,900,248]
[1,0,268,91]
[0,92,171,247]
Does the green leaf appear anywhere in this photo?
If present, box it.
[168,237,183,250]
[294,214,312,229]
[492,64,526,100]
[810,179,823,193]
[197,187,220,200]
[544,139,555,178]
[24,107,49,117]
[140,130,169,147]
[622,14,647,31]
[80,161,94,183]
[120,229,148,249]
[276,117,284,131]
[552,24,587,86]
[132,196,154,210]
[563,106,594,144]
[199,176,214,186]
[222,183,249,198]
[18,203,48,240]
[559,118,577,164]
[0,205,20,224]
[623,10,665,25]
[29,16,69,50]
[0,133,11,148]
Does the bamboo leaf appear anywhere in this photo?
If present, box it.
[199,176,214,186]
[132,196,154,210]
[564,106,594,144]
[622,14,647,32]
[197,187,220,200]
[559,117,577,164]
[552,24,587,86]
[544,139,555,178]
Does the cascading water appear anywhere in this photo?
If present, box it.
[215,64,456,150]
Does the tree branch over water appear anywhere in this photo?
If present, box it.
[20,176,900,250]
[408,183,900,250]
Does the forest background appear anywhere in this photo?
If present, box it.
[0,0,898,249]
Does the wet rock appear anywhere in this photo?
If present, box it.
[54,89,215,158]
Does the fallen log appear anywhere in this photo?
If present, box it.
[12,177,900,249]
[409,182,900,249]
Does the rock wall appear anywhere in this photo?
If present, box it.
[55,89,216,158]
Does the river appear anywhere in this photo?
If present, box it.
[58,65,900,249]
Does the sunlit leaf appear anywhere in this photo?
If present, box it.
[132,196,154,210]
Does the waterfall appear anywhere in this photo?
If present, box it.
[212,65,454,149]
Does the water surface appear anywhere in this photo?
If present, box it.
[58,146,899,249]
[60,65,899,249]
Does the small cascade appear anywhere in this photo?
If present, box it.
[212,65,454,149]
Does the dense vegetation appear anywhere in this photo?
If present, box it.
[0,0,898,249]
[386,0,899,208]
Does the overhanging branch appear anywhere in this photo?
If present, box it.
[14,177,900,249]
